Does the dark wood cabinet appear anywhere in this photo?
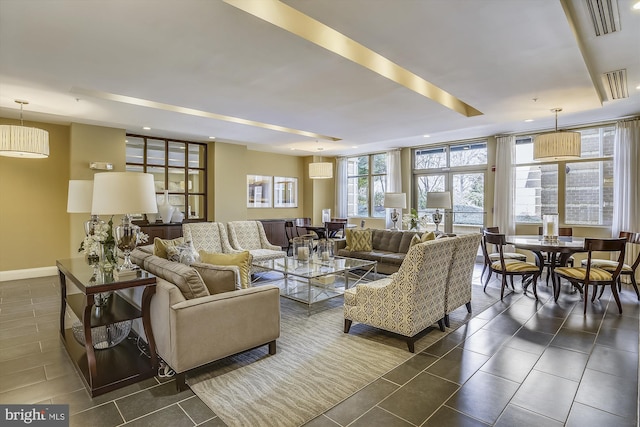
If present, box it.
[137,223,183,241]
[259,219,288,249]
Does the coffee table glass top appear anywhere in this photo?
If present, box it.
[253,256,376,278]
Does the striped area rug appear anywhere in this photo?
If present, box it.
[188,284,499,427]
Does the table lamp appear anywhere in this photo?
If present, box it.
[67,180,105,236]
[91,172,158,270]
[426,191,451,234]
[384,192,406,231]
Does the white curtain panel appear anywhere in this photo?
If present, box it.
[385,149,402,229]
[493,136,516,235]
[335,157,348,218]
[612,118,640,283]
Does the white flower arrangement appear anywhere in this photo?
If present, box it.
[401,209,430,230]
[79,221,111,256]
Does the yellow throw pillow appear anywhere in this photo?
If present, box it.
[153,237,185,259]
[410,231,436,247]
[199,250,251,289]
[350,229,372,252]
[344,228,353,250]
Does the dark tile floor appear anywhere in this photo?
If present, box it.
[1,266,638,427]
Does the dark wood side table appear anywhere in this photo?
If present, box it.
[57,258,157,397]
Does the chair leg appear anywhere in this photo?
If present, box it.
[268,340,277,355]
[406,338,415,353]
[465,301,472,313]
[343,319,352,333]
[175,372,187,392]
[583,283,589,315]
[444,314,450,328]
[437,318,445,332]
[531,274,539,301]
[484,270,493,291]
[509,275,515,290]
[500,275,507,300]
[631,274,640,300]
[595,284,603,301]
[611,282,623,314]
[481,263,487,280]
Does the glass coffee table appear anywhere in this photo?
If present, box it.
[252,256,377,314]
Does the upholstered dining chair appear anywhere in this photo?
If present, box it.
[325,221,346,238]
[481,227,527,289]
[555,237,627,314]
[284,220,297,256]
[483,231,541,300]
[537,226,575,286]
[581,231,640,301]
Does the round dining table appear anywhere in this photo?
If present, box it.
[506,235,586,301]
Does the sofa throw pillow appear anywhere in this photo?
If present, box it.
[199,250,251,289]
[350,229,373,252]
[410,231,436,247]
[165,241,200,265]
[153,237,185,259]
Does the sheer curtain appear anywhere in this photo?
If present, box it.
[493,135,516,240]
[385,149,402,229]
[612,118,640,283]
[335,157,348,218]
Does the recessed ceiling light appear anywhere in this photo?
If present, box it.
[142,126,151,130]
[423,135,430,138]
[352,146,358,148]
[209,136,216,139]
[636,84,640,90]
[633,1,640,10]
[524,119,534,122]
[290,148,296,150]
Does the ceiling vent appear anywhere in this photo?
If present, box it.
[585,0,621,36]
[602,69,629,100]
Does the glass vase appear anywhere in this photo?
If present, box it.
[293,236,313,262]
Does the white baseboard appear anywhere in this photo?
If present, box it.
[0,266,58,282]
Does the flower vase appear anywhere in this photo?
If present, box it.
[158,190,175,224]
[100,242,117,273]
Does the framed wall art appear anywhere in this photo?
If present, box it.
[274,176,298,208]
[247,175,272,208]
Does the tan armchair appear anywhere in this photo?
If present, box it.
[135,250,281,390]
[227,221,286,273]
[343,238,456,352]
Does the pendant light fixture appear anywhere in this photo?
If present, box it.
[0,100,49,158]
[309,146,333,179]
[533,108,581,161]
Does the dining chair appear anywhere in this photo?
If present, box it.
[284,220,297,256]
[483,231,541,300]
[537,226,575,286]
[325,221,346,238]
[481,227,527,288]
[555,237,627,314]
[581,231,640,301]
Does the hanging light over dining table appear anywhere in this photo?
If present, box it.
[533,108,581,161]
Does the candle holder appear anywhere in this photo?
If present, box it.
[542,214,559,242]
[317,239,335,262]
[293,236,313,262]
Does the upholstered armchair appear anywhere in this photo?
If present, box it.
[343,238,456,352]
[182,222,238,254]
[444,233,482,327]
[227,221,286,273]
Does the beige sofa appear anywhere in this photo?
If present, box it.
[131,248,281,390]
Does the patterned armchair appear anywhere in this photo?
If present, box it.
[343,238,456,352]
[444,234,482,327]
[182,222,238,254]
[227,221,286,273]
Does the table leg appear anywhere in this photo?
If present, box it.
[58,270,67,339]
[141,285,158,370]
[83,295,98,384]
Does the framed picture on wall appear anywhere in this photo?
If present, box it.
[247,175,272,208]
[274,177,298,208]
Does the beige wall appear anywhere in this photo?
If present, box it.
[68,123,126,256]
[0,118,70,271]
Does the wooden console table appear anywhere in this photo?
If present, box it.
[57,258,157,397]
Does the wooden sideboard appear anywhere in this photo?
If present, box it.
[136,223,183,241]
[259,219,288,249]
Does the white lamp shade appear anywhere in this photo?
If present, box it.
[533,131,581,161]
[67,180,94,213]
[0,125,49,158]
[309,162,333,179]
[426,191,452,209]
[384,192,406,209]
[91,172,158,215]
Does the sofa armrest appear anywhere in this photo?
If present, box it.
[335,239,347,250]
[165,285,280,373]
[191,262,241,293]
[351,277,394,304]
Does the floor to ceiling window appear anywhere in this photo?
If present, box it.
[413,141,487,233]
[125,135,208,220]
[514,125,614,226]
[346,153,387,218]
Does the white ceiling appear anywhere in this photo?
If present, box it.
[0,0,638,156]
